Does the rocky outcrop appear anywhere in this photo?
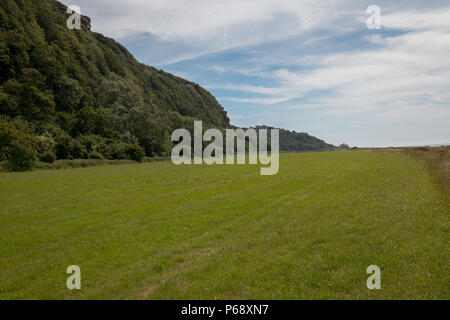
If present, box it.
[53,0,91,30]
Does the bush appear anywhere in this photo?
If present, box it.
[110,142,128,160]
[55,134,87,159]
[6,140,37,171]
[0,121,37,171]
[88,150,104,160]
[36,133,56,162]
[126,144,145,162]
[79,135,103,153]
[55,135,72,159]
[70,139,87,159]
[39,151,56,163]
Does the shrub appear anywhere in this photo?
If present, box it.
[70,139,87,159]
[55,134,72,159]
[39,151,56,163]
[36,133,56,163]
[0,121,37,171]
[126,144,145,162]
[88,150,104,160]
[55,134,87,159]
[79,135,103,153]
[6,140,37,171]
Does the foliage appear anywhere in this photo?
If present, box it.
[0,118,37,171]
[254,125,335,152]
[338,143,351,150]
[0,0,230,170]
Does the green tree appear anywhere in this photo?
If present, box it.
[0,120,37,171]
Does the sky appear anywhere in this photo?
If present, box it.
[73,0,450,147]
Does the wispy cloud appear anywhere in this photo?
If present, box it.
[76,0,361,63]
[220,96,294,105]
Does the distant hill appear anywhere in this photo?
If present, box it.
[0,0,334,171]
[254,126,334,152]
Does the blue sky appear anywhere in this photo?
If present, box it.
[75,0,450,147]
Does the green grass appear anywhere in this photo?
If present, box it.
[403,146,450,203]
[0,151,448,299]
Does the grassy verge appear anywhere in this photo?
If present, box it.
[403,146,450,203]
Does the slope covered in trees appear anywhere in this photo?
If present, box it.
[254,126,334,152]
[0,0,334,171]
[0,0,230,170]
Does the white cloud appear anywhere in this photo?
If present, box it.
[76,0,361,63]
[382,8,450,32]
[211,8,450,145]
[221,96,294,105]
[80,0,355,38]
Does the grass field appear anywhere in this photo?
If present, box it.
[0,151,448,299]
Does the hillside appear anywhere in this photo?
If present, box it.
[0,0,230,169]
[256,126,334,152]
[0,0,333,171]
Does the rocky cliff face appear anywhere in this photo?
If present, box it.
[53,0,91,30]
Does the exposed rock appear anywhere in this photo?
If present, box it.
[53,0,91,30]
